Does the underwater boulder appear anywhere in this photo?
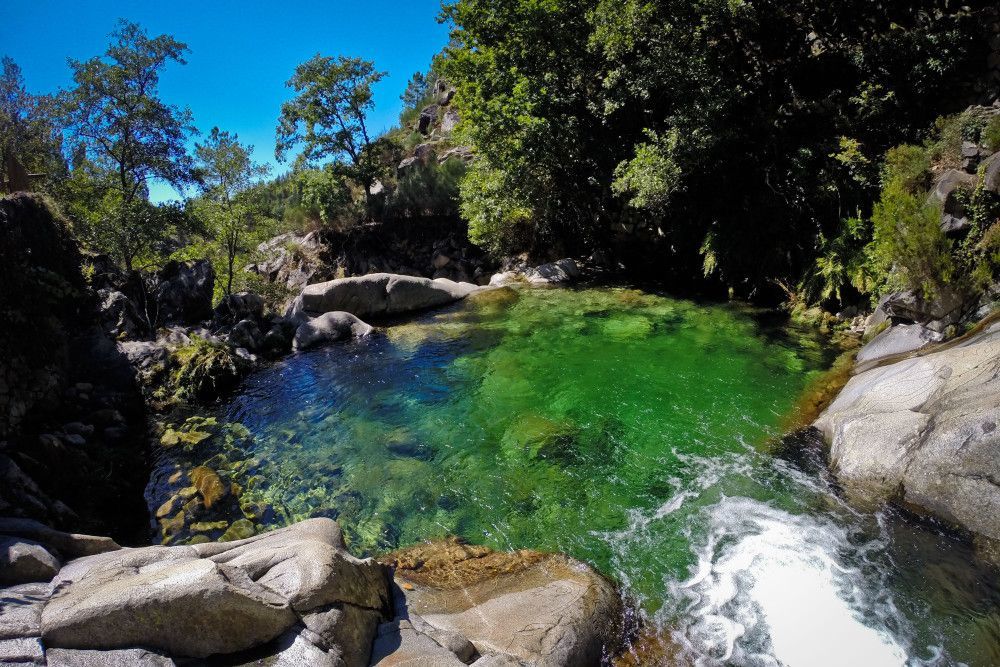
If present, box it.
[293,311,374,351]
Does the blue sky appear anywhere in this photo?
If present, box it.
[1,0,451,201]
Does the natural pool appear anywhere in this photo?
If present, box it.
[149,285,1000,666]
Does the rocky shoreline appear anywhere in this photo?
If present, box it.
[0,518,625,665]
[812,313,1000,556]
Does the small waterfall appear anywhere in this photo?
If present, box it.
[666,496,911,666]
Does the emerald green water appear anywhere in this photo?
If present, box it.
[149,285,1000,665]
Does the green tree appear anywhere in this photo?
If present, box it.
[401,71,436,110]
[0,56,65,190]
[193,127,271,295]
[442,0,990,296]
[60,20,195,270]
[275,55,387,208]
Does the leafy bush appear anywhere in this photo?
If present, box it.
[385,157,466,220]
[983,116,1000,154]
[868,178,954,300]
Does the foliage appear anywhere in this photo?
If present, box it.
[441,0,990,293]
[458,159,535,255]
[276,55,388,206]
[169,335,247,402]
[984,116,1000,154]
[612,130,682,213]
[385,157,467,220]
[801,215,873,304]
[59,20,195,270]
[192,127,272,295]
[401,70,437,112]
[0,57,65,190]
[867,178,954,299]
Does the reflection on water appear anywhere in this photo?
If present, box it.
[147,286,1000,665]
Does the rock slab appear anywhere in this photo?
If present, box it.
[815,323,1000,541]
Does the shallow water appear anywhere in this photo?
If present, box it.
[149,286,1000,665]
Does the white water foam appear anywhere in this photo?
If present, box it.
[668,496,910,667]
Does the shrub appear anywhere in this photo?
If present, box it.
[983,116,1000,154]
[385,157,466,220]
[868,179,954,300]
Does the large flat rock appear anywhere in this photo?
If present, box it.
[38,519,390,661]
[291,273,479,321]
[815,323,1000,539]
[374,538,624,666]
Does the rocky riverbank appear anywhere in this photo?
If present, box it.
[0,518,625,665]
[813,312,1000,557]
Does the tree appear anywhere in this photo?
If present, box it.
[401,70,435,110]
[441,0,992,297]
[60,20,195,270]
[275,55,387,207]
[193,127,271,296]
[0,56,64,191]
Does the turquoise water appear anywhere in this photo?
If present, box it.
[149,286,1000,665]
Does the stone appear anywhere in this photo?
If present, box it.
[214,291,265,325]
[117,341,169,369]
[0,536,60,585]
[62,422,93,437]
[397,156,421,176]
[438,146,474,164]
[370,618,469,666]
[246,232,324,294]
[0,582,49,639]
[490,259,581,287]
[440,108,460,134]
[189,466,227,509]
[982,151,1000,194]
[293,312,374,352]
[97,288,146,340]
[42,557,297,658]
[0,517,118,558]
[418,104,439,134]
[230,319,265,351]
[879,288,969,332]
[220,518,256,542]
[46,647,176,666]
[152,259,215,325]
[61,433,86,448]
[301,603,383,667]
[379,538,624,666]
[815,324,1000,539]
[0,636,44,663]
[854,323,944,366]
[235,628,340,667]
[290,273,480,321]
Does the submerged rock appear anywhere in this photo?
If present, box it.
[293,311,374,351]
[815,322,1000,544]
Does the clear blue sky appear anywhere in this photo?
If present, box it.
[1,0,451,201]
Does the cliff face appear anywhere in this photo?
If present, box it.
[0,193,85,439]
[0,193,148,541]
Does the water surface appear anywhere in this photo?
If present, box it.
[149,286,1000,665]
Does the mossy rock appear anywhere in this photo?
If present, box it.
[190,520,229,533]
[220,519,256,542]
